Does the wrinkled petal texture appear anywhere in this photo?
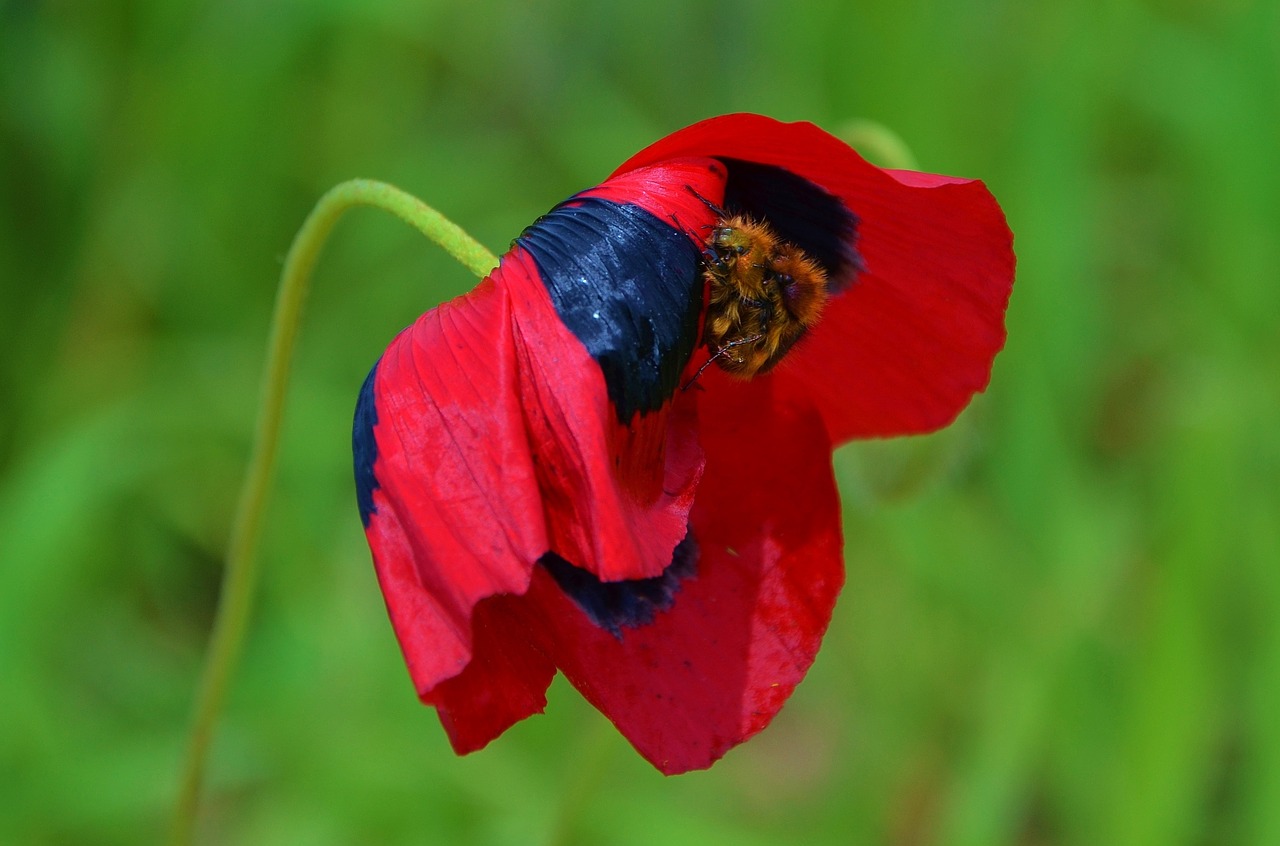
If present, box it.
[359,280,548,695]
[498,246,702,584]
[616,113,1016,443]
[501,160,725,583]
[431,374,844,773]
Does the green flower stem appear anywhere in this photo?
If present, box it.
[170,180,498,845]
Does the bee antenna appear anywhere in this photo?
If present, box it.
[668,211,699,242]
[684,185,726,217]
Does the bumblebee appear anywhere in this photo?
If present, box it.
[700,214,828,378]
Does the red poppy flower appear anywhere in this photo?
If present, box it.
[353,114,1014,774]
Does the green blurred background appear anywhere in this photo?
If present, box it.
[2,0,1278,843]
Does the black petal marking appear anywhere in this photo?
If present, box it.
[353,359,381,528]
[518,197,703,422]
[719,158,862,292]
[540,529,698,638]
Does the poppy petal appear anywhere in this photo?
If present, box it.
[512,374,844,774]
[494,161,727,582]
[426,534,700,755]
[780,169,1013,440]
[484,247,701,585]
[427,592,556,754]
[615,114,1015,441]
[356,279,548,695]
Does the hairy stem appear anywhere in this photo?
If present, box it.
[170,180,497,845]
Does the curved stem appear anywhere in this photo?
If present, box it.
[170,180,498,845]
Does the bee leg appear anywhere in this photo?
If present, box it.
[681,335,765,391]
[703,248,730,275]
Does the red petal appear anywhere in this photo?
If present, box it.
[494,158,728,582]
[496,247,703,581]
[364,279,547,696]
[782,170,1014,440]
[516,374,844,774]
[616,114,1015,441]
[578,156,726,229]
[428,593,556,754]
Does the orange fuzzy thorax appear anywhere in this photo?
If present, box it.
[701,215,829,378]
